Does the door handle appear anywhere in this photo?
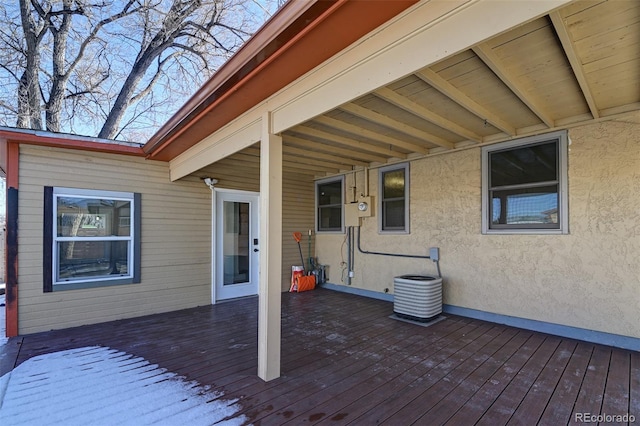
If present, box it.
[253,248,259,252]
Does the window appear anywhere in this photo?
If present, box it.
[316,177,344,232]
[379,163,409,233]
[482,131,568,234]
[44,187,141,291]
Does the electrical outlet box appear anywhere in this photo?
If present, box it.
[429,247,440,261]
[344,203,360,227]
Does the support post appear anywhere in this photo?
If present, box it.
[258,112,282,381]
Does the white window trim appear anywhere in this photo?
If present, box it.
[378,163,410,234]
[315,176,344,234]
[52,187,136,286]
[481,130,569,235]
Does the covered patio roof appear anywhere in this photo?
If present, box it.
[143,0,419,161]
[136,0,640,383]
[145,0,639,178]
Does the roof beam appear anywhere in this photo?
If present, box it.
[237,143,348,171]
[549,11,599,119]
[339,103,453,149]
[283,145,369,168]
[220,156,334,176]
[313,115,430,154]
[374,87,482,143]
[473,43,555,128]
[415,68,516,136]
[170,0,573,180]
[292,125,406,159]
[282,134,387,163]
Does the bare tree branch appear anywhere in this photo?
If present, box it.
[1,0,281,139]
[129,53,176,104]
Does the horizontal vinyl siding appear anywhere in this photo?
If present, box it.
[281,172,316,291]
[201,155,316,291]
[18,145,212,334]
[201,153,261,193]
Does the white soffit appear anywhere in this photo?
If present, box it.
[169,0,572,181]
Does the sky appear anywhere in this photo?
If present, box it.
[0,343,248,425]
[0,0,281,141]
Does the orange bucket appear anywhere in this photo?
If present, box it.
[290,266,304,292]
[295,274,316,292]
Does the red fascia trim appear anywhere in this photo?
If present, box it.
[0,130,145,157]
[144,0,326,154]
[146,0,347,160]
[147,0,418,161]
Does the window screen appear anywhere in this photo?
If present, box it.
[482,131,568,234]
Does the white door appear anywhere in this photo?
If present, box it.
[215,191,259,301]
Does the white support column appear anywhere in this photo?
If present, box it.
[258,111,282,381]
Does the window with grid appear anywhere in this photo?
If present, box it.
[482,131,568,234]
[44,187,141,291]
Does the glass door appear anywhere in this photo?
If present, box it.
[215,191,259,300]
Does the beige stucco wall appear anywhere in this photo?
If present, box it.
[317,113,640,339]
[18,145,213,334]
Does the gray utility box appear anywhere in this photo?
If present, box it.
[393,274,443,322]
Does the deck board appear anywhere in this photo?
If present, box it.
[313,318,474,425]
[572,345,611,417]
[601,350,631,421]
[279,322,484,424]
[443,332,545,425]
[306,321,477,424]
[538,341,594,425]
[630,351,640,421]
[412,327,525,425]
[506,339,577,425]
[380,325,517,425]
[476,335,563,426]
[238,315,427,423]
[3,288,637,425]
[344,322,498,425]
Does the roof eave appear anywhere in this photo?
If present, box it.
[0,127,146,157]
[144,0,418,162]
[143,0,331,156]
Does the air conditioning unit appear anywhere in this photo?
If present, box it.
[393,274,443,322]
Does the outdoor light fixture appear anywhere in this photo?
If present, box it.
[203,177,218,190]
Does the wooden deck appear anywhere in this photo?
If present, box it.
[3,289,639,425]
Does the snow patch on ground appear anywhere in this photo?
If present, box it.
[0,346,247,425]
